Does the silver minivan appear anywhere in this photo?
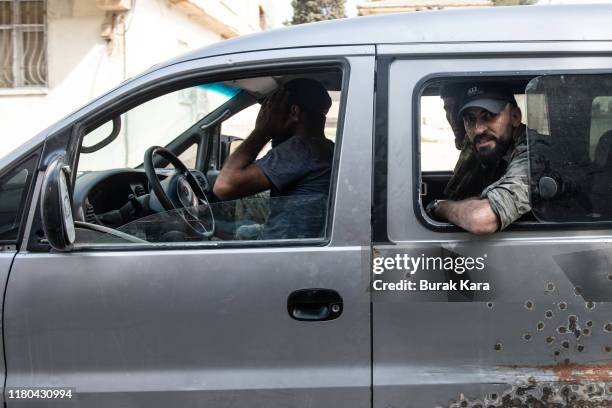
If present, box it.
[1,4,611,407]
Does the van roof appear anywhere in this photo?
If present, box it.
[169,4,612,64]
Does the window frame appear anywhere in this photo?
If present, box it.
[0,149,41,246]
[62,60,350,251]
[0,0,47,89]
[412,70,612,233]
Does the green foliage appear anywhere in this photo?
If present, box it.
[290,0,346,25]
[492,0,536,5]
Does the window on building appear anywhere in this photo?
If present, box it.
[0,0,47,89]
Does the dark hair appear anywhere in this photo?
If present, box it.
[285,78,332,115]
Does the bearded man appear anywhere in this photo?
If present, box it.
[426,82,531,235]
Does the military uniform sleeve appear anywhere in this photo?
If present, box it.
[480,141,531,231]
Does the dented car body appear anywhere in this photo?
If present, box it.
[0,4,611,408]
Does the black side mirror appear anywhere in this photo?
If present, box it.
[40,155,75,251]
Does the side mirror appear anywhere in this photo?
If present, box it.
[40,155,75,251]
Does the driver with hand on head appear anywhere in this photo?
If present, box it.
[213,78,334,238]
[427,82,531,234]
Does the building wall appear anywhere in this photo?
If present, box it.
[0,0,267,159]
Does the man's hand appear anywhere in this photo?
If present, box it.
[434,198,499,235]
[254,89,290,140]
[213,91,292,201]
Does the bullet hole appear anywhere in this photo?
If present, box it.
[523,332,532,342]
[557,326,567,334]
[537,321,545,331]
[558,301,567,310]
[604,322,612,332]
[546,336,555,345]
[568,315,577,331]
[573,286,583,296]
[562,340,570,349]
[608,274,612,281]
[582,328,591,336]
[586,320,593,327]
[489,393,498,401]
[564,358,571,365]
[486,302,494,309]
[577,344,585,352]
[554,350,561,356]
[460,401,468,407]
[585,301,595,310]
[574,331,581,339]
[547,282,555,291]
[525,300,534,310]
[605,346,612,353]
[560,386,570,398]
[545,310,554,319]
[494,343,503,351]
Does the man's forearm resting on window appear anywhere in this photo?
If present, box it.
[213,129,271,201]
[434,198,499,235]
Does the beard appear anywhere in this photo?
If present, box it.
[472,131,512,166]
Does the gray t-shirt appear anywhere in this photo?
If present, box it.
[254,135,334,239]
[255,135,334,197]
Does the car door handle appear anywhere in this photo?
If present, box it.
[287,289,343,321]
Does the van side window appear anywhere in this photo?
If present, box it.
[0,155,38,243]
[73,70,343,245]
[419,78,532,232]
[528,74,612,223]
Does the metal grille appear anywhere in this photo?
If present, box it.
[0,0,46,88]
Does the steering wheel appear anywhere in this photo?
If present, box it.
[144,146,215,238]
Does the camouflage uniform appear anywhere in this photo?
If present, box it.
[444,123,531,231]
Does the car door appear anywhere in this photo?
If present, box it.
[4,46,375,407]
[0,148,41,406]
[373,44,612,407]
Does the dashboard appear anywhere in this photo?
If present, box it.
[73,168,210,226]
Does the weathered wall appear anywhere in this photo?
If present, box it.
[0,0,271,160]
